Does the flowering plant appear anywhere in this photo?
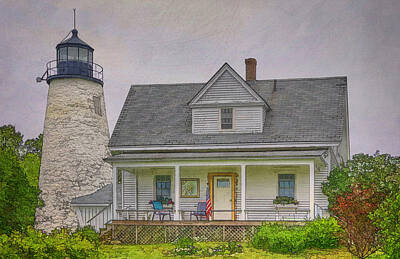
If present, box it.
[148,198,174,205]
[273,196,299,205]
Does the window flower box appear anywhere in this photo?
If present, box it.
[273,196,299,206]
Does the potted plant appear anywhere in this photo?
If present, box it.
[273,196,299,208]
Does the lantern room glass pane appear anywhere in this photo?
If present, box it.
[88,51,93,63]
[68,47,78,60]
[79,48,88,62]
[58,47,67,61]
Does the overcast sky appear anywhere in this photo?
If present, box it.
[0,0,399,155]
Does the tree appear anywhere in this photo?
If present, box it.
[371,192,400,258]
[0,124,43,234]
[0,149,39,234]
[24,134,43,158]
[323,152,400,258]
[323,152,400,207]
[0,125,23,157]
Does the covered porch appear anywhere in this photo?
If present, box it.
[112,157,326,222]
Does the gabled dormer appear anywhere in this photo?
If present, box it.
[189,61,270,134]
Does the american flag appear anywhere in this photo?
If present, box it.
[206,185,212,219]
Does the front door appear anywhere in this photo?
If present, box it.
[213,176,233,220]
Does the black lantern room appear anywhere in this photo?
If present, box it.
[44,28,103,85]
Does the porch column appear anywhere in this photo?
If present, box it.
[174,165,181,220]
[240,164,246,220]
[112,165,117,219]
[309,162,315,220]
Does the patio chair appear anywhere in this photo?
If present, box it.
[151,201,172,221]
[190,202,207,220]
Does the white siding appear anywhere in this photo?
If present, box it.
[235,106,263,133]
[74,205,113,232]
[314,166,329,210]
[192,108,219,134]
[192,106,264,134]
[245,165,310,220]
[122,170,136,209]
[197,70,257,104]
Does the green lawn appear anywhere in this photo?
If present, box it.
[99,243,386,258]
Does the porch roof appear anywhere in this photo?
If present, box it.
[105,149,326,162]
[71,184,112,205]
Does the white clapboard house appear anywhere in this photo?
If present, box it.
[71,59,349,231]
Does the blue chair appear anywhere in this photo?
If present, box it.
[190,202,207,220]
[151,201,172,221]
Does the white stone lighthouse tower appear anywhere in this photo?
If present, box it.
[35,25,112,232]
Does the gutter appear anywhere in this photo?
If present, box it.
[109,142,339,152]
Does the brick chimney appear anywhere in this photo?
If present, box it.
[245,58,257,81]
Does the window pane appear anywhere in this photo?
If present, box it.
[217,179,230,188]
[221,108,233,129]
[278,174,295,198]
[79,48,88,62]
[59,47,67,61]
[68,47,78,60]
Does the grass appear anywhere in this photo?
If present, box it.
[99,243,387,258]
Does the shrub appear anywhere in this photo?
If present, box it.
[305,218,341,249]
[252,224,307,254]
[372,192,400,259]
[73,226,100,249]
[0,226,99,258]
[252,219,341,254]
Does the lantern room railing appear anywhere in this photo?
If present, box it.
[46,60,103,83]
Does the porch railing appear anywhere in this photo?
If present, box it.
[115,208,310,221]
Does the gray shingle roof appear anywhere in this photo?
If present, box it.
[71,184,112,205]
[109,77,347,147]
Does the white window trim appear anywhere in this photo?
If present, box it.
[219,107,235,132]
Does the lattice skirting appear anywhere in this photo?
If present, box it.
[110,222,261,244]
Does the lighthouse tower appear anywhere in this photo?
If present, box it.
[35,24,112,231]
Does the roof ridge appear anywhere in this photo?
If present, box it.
[129,76,347,88]
[253,76,347,82]
[131,83,205,88]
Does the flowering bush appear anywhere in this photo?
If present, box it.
[331,184,384,259]
[323,152,400,258]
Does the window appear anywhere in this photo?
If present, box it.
[156,175,171,202]
[58,47,67,61]
[79,48,88,62]
[68,47,78,60]
[278,174,295,198]
[217,178,230,188]
[93,96,102,116]
[221,108,233,129]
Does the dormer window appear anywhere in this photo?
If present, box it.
[221,108,233,130]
